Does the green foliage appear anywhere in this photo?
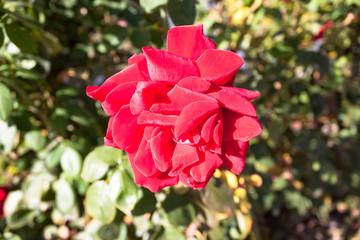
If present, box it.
[0,83,13,121]
[85,181,116,223]
[168,0,196,26]
[4,23,37,54]
[0,0,359,239]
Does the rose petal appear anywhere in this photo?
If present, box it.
[225,75,236,87]
[112,105,144,151]
[208,85,261,100]
[169,144,199,177]
[102,82,138,117]
[144,126,158,141]
[208,88,257,117]
[223,110,262,142]
[196,49,244,85]
[167,24,216,61]
[134,137,159,177]
[190,151,223,182]
[213,109,223,147]
[104,117,116,147]
[174,101,219,139]
[138,111,178,126]
[192,127,201,144]
[150,85,216,114]
[150,128,175,172]
[143,46,199,84]
[179,169,210,189]
[128,153,179,193]
[177,76,212,93]
[86,64,144,102]
[200,113,218,143]
[128,53,150,79]
[130,81,172,115]
[221,140,249,174]
[174,131,198,145]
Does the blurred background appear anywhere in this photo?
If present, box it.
[0,0,359,239]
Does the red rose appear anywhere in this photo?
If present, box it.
[0,187,8,218]
[87,25,262,192]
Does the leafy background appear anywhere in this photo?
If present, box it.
[0,0,359,239]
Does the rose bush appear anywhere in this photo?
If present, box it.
[87,25,262,192]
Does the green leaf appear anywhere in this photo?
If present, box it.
[60,147,82,177]
[23,175,43,208]
[140,0,167,12]
[3,190,24,217]
[85,181,116,223]
[163,193,196,227]
[271,177,288,191]
[0,27,4,47]
[2,232,22,240]
[130,29,151,48]
[155,225,186,240]
[24,130,46,152]
[23,173,54,208]
[98,222,121,239]
[0,83,13,121]
[73,176,89,196]
[54,180,76,213]
[103,25,128,47]
[108,168,142,214]
[86,146,122,166]
[0,120,17,153]
[81,150,110,182]
[15,68,43,81]
[45,144,65,169]
[7,209,36,229]
[164,225,185,239]
[204,178,236,213]
[132,188,156,216]
[150,29,164,48]
[5,23,37,53]
[168,0,196,26]
[284,190,312,215]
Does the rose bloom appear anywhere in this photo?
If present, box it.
[87,25,262,192]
